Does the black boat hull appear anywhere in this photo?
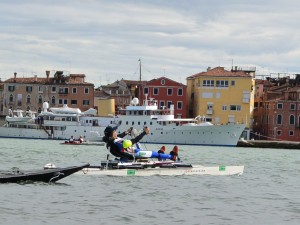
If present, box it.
[0,163,89,183]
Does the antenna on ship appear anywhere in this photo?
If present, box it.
[139,58,142,82]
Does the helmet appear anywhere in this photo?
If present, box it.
[123,139,132,149]
[104,126,117,137]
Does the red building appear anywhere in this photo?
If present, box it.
[253,76,300,141]
[137,77,187,118]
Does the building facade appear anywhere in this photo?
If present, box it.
[136,77,187,118]
[187,66,255,127]
[1,70,94,115]
[253,76,300,141]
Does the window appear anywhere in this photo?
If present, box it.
[231,80,236,86]
[178,88,183,96]
[177,101,182,110]
[153,88,159,95]
[84,88,89,94]
[222,105,227,111]
[167,88,173,96]
[277,103,283,109]
[38,86,43,93]
[290,103,295,110]
[144,87,149,95]
[216,80,229,87]
[59,87,68,94]
[17,94,22,106]
[72,88,77,94]
[59,99,68,104]
[38,95,43,104]
[277,114,282,125]
[71,100,77,105]
[51,96,55,104]
[203,80,214,87]
[9,94,13,102]
[26,86,32,92]
[167,101,172,109]
[160,101,165,109]
[52,86,56,92]
[243,91,250,103]
[230,105,241,111]
[83,100,90,105]
[289,130,294,136]
[161,79,165,85]
[8,86,15,91]
[27,95,31,103]
[290,115,295,125]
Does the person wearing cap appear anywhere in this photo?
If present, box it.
[102,126,179,161]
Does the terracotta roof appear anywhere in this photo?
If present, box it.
[187,67,252,79]
[148,76,186,86]
[3,76,93,85]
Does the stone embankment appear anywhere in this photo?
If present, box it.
[237,139,300,149]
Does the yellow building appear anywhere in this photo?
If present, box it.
[186,67,255,128]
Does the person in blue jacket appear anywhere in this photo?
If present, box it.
[102,126,179,161]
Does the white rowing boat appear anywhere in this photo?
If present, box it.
[77,160,244,176]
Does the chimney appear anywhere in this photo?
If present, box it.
[34,75,37,82]
[46,70,50,81]
[14,72,17,79]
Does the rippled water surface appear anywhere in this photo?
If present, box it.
[0,138,299,225]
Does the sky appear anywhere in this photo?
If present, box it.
[1,0,300,87]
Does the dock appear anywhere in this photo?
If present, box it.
[237,139,300,149]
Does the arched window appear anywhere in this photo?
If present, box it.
[27,95,31,103]
[9,94,13,102]
[290,115,295,125]
[38,95,43,104]
[276,114,282,125]
[51,96,55,104]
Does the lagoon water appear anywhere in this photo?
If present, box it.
[0,138,299,225]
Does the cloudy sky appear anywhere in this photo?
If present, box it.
[1,0,300,86]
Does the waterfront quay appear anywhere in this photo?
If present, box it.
[237,139,300,149]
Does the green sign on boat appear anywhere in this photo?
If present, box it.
[219,166,226,171]
[127,169,136,176]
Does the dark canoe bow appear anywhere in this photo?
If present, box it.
[0,163,89,183]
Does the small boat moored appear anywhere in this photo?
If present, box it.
[0,163,90,183]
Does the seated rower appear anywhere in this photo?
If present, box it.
[78,135,84,143]
[69,136,74,143]
[102,126,179,161]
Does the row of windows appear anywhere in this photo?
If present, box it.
[276,114,299,125]
[9,94,90,106]
[158,101,183,110]
[202,80,236,87]
[267,103,300,110]
[144,87,183,96]
[274,129,296,137]
[8,85,90,94]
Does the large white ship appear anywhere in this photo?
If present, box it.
[115,98,245,146]
[0,102,119,141]
[0,98,245,146]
